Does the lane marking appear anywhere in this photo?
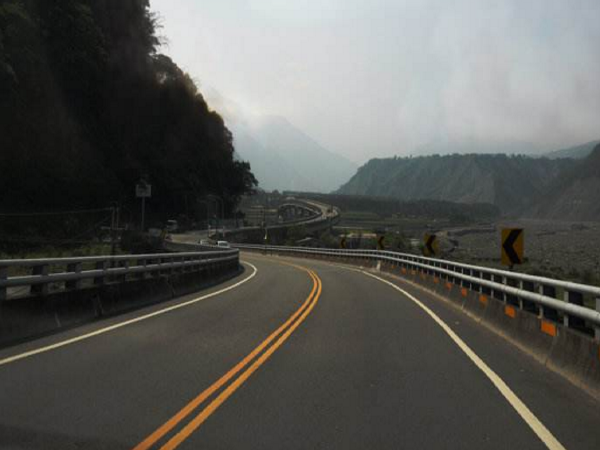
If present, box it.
[0,262,258,367]
[133,268,319,450]
[160,271,322,450]
[359,270,566,450]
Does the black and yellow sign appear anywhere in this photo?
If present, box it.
[340,236,347,249]
[423,233,439,257]
[377,235,385,250]
[501,228,524,266]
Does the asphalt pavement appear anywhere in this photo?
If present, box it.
[0,253,598,449]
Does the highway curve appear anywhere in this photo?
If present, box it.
[0,253,599,449]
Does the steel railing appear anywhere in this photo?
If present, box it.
[236,244,600,340]
[0,249,239,300]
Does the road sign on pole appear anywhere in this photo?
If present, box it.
[423,233,439,257]
[136,184,151,198]
[501,228,524,266]
[377,235,385,250]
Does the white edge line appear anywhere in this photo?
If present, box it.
[358,269,565,450]
[0,261,258,367]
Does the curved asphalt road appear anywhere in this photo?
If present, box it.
[0,253,598,449]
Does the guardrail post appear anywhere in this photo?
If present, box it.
[94,261,107,286]
[471,270,480,293]
[161,257,171,276]
[180,256,188,273]
[481,272,492,297]
[538,285,559,322]
[521,280,536,312]
[492,275,504,301]
[515,280,524,309]
[505,277,519,307]
[463,268,471,290]
[66,263,82,290]
[563,290,585,330]
[30,264,49,295]
[153,258,161,278]
[0,266,7,301]
[118,260,129,283]
[595,298,600,341]
[136,258,147,279]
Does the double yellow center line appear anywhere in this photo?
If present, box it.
[132,264,322,450]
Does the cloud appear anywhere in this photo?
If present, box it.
[151,0,600,162]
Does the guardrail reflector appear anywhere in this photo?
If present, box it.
[504,305,516,318]
[479,295,488,305]
[541,320,557,337]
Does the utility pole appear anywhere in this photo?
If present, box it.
[197,199,209,238]
[141,196,146,231]
[110,203,119,257]
[136,178,151,232]
[207,194,224,239]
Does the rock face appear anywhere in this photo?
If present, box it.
[531,144,600,221]
[337,154,575,214]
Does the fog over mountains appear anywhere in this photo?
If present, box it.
[205,90,356,193]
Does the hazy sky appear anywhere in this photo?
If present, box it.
[150,0,600,163]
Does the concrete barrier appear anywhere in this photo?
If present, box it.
[384,263,600,400]
[0,260,241,348]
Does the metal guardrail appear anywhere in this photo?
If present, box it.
[0,249,239,300]
[236,244,600,340]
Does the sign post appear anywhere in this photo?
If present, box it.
[501,228,524,268]
[136,181,152,231]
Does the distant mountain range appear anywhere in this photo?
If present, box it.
[409,138,600,160]
[235,116,357,193]
[204,90,356,193]
[412,138,546,157]
[542,140,600,160]
[337,142,600,220]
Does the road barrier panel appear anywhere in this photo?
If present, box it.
[0,267,8,301]
[0,249,240,346]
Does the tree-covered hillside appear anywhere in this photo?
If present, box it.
[0,0,256,218]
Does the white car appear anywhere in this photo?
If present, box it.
[217,240,230,248]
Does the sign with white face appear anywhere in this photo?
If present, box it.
[136,183,152,198]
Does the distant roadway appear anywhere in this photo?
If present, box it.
[0,253,599,449]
